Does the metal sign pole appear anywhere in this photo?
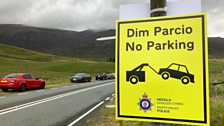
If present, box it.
[150,0,167,17]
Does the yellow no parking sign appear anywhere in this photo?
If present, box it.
[116,13,210,125]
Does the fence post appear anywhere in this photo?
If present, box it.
[213,80,218,97]
[214,84,218,97]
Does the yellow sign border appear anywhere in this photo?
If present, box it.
[116,13,209,125]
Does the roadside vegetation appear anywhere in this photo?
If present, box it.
[0,43,114,94]
[208,59,224,126]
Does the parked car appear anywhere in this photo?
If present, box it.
[0,73,45,92]
[96,73,107,80]
[106,73,115,79]
[70,73,91,83]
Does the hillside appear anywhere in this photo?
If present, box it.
[208,37,224,58]
[0,24,224,60]
[0,43,58,62]
[0,43,114,86]
[0,24,115,60]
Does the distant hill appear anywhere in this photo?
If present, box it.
[208,37,224,58]
[0,24,224,60]
[0,24,115,61]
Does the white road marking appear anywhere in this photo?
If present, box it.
[51,88,58,90]
[36,90,44,93]
[105,97,110,101]
[105,105,115,108]
[0,82,114,116]
[0,96,6,99]
[110,93,115,101]
[110,96,115,101]
[67,101,105,126]
[18,93,28,96]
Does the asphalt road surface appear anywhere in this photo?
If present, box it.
[0,80,115,126]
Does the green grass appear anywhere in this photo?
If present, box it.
[0,43,114,88]
[209,59,224,96]
[208,59,224,126]
[210,96,224,126]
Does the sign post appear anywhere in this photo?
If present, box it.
[150,1,167,125]
[150,0,166,17]
[116,13,209,125]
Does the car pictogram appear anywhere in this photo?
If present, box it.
[158,63,194,84]
[126,63,194,85]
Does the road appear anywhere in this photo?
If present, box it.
[0,80,115,126]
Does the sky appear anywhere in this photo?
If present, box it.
[0,0,223,37]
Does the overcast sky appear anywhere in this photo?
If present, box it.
[0,0,223,37]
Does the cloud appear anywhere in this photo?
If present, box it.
[0,0,35,23]
[0,0,148,31]
[0,0,223,37]
[202,0,224,37]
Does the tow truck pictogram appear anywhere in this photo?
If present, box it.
[126,63,194,84]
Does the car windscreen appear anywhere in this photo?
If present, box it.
[4,73,20,78]
[74,73,85,77]
[97,73,105,75]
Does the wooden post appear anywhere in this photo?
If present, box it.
[214,84,218,97]
[119,120,123,126]
[150,0,167,126]
[213,80,218,97]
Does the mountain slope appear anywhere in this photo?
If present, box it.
[0,24,224,60]
[0,43,58,62]
[208,37,224,58]
[0,24,115,60]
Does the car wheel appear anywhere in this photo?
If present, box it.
[181,76,190,84]
[161,72,170,80]
[19,84,26,92]
[39,83,45,89]
[129,75,139,84]
[2,88,8,92]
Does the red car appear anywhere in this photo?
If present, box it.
[0,73,45,92]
